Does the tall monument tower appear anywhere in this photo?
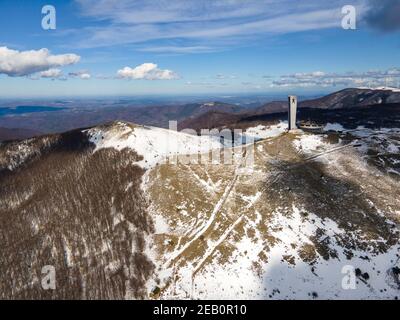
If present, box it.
[288,95,297,131]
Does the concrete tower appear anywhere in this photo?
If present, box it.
[288,95,297,131]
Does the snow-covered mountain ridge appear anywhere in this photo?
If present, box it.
[0,119,399,299]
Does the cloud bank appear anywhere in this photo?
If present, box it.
[0,47,80,77]
[271,68,400,88]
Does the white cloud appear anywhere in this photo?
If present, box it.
[117,63,179,80]
[39,68,63,79]
[291,71,326,78]
[0,47,80,77]
[80,73,91,79]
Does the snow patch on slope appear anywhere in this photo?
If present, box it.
[324,123,345,132]
[293,134,326,154]
[261,206,400,299]
[173,205,400,299]
[86,122,223,169]
[244,121,287,140]
[374,86,400,93]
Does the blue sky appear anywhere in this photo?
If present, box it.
[0,0,399,97]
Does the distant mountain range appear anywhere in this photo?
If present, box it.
[1,88,400,141]
[251,87,400,115]
[180,88,400,131]
[0,101,242,141]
